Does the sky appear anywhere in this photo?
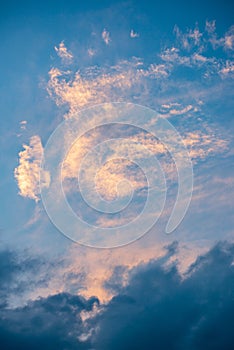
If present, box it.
[0,0,234,348]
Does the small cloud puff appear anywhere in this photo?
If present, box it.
[219,60,234,76]
[102,29,111,45]
[20,120,27,130]
[54,41,73,64]
[130,29,139,38]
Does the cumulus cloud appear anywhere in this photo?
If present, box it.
[1,242,233,349]
[54,41,73,64]
[14,136,44,202]
[0,292,98,350]
[92,242,234,349]
[102,29,111,45]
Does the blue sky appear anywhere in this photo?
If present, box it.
[0,0,234,348]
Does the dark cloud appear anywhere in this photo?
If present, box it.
[0,249,98,349]
[0,293,98,350]
[93,241,234,350]
[0,249,57,308]
[0,242,234,349]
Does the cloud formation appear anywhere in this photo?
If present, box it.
[48,23,234,118]
[54,41,73,64]
[0,242,233,349]
[92,242,234,349]
[15,22,232,212]
[102,29,111,45]
[14,136,44,202]
[0,292,98,350]
[130,29,139,38]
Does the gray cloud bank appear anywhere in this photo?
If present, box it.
[0,241,234,349]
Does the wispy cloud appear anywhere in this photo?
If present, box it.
[47,58,149,115]
[47,23,234,117]
[87,48,96,57]
[19,120,27,130]
[174,22,234,53]
[163,104,194,116]
[15,22,232,204]
[219,60,234,76]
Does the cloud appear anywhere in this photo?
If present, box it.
[14,136,44,202]
[20,120,27,130]
[130,29,139,38]
[102,29,111,45]
[92,242,234,350]
[174,25,203,51]
[183,131,228,161]
[59,122,227,225]
[16,22,232,204]
[54,41,73,64]
[174,22,234,54]
[224,26,234,50]
[47,23,234,117]
[0,292,98,350]
[0,249,56,308]
[87,48,96,57]
[167,104,193,115]
[205,20,216,35]
[1,242,233,349]
[220,60,234,76]
[47,58,154,116]
[51,240,208,304]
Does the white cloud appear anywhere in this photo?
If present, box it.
[192,53,207,63]
[14,136,44,202]
[102,29,111,45]
[47,59,163,116]
[20,120,27,130]
[130,29,139,38]
[55,41,73,64]
[14,136,50,202]
[16,21,232,203]
[169,105,193,115]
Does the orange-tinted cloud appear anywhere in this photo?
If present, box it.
[14,136,49,201]
[55,41,73,64]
